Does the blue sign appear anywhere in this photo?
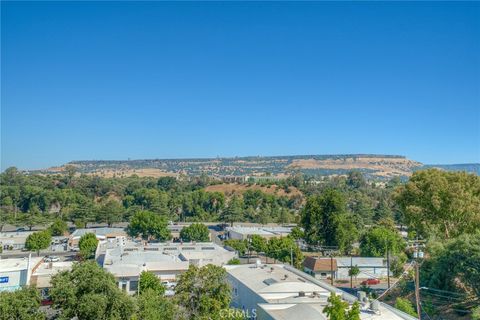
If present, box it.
[0,277,9,284]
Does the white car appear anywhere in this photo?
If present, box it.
[44,256,60,262]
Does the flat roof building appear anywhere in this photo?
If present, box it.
[226,226,292,240]
[226,263,416,320]
[0,231,35,251]
[97,240,236,294]
[0,256,42,292]
[68,227,127,249]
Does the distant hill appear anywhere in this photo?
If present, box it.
[420,163,480,175]
[35,154,479,180]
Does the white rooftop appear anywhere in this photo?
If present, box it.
[226,226,292,236]
[226,264,417,320]
[70,227,126,239]
[0,256,42,272]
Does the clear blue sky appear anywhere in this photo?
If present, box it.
[2,1,479,170]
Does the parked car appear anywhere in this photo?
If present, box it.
[44,256,60,262]
[16,228,26,232]
[361,278,381,285]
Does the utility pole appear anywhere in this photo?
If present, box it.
[290,247,294,267]
[350,256,353,289]
[386,244,391,289]
[330,253,334,285]
[413,238,422,320]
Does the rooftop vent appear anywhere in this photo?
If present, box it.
[282,274,289,280]
[298,291,306,297]
[263,278,278,286]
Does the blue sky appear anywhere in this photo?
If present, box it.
[1,1,479,170]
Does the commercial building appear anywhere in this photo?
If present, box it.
[97,240,236,294]
[0,231,35,251]
[303,257,390,280]
[0,256,42,292]
[68,227,127,249]
[226,226,292,241]
[226,263,416,320]
[30,261,74,299]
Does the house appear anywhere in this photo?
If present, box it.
[226,263,417,320]
[303,256,337,280]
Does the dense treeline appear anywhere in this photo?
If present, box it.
[0,167,304,229]
[0,167,406,232]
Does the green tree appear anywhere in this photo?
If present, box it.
[136,288,179,320]
[290,226,304,240]
[79,233,99,259]
[49,219,68,236]
[422,232,480,299]
[360,226,405,257]
[301,190,359,254]
[175,264,231,320]
[127,210,171,241]
[0,286,45,320]
[250,234,268,254]
[472,306,480,320]
[266,237,304,268]
[323,293,360,320]
[180,223,210,242]
[395,298,417,317]
[25,230,51,256]
[97,199,124,227]
[395,169,480,239]
[224,239,248,256]
[221,195,243,227]
[348,265,360,284]
[139,271,165,296]
[49,261,134,320]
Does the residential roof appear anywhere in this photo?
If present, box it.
[303,257,337,272]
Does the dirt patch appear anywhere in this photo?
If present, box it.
[205,183,303,198]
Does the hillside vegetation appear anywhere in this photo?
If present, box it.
[35,154,479,180]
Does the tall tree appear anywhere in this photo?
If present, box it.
[302,189,358,253]
[0,286,45,320]
[221,195,243,227]
[395,169,480,239]
[175,265,231,320]
[49,261,134,320]
[323,293,360,320]
[25,230,51,256]
[79,233,99,259]
[127,210,171,241]
[97,199,124,227]
[360,226,405,257]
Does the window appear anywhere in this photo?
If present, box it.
[321,273,327,277]
[130,280,138,292]
[121,282,127,291]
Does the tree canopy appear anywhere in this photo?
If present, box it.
[174,264,231,320]
[78,233,99,259]
[179,223,210,242]
[49,261,135,320]
[0,287,45,320]
[395,169,480,239]
[127,210,171,241]
[139,271,165,296]
[359,226,405,257]
[25,230,51,256]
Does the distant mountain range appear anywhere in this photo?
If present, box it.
[36,154,480,180]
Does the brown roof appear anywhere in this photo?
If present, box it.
[303,256,337,272]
